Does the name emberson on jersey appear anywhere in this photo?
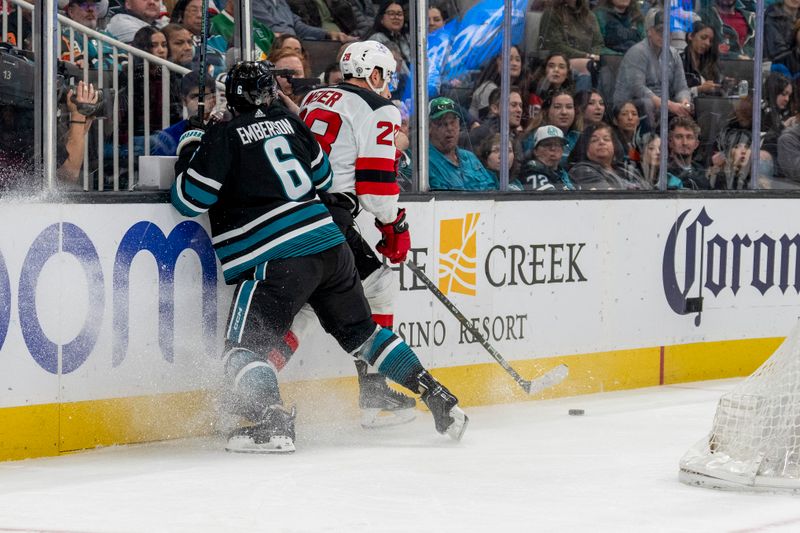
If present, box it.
[171,104,344,284]
[299,83,401,224]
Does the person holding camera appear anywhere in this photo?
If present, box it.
[268,48,310,106]
[59,80,101,185]
[0,80,98,189]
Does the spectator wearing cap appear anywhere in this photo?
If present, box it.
[106,0,162,43]
[613,9,692,125]
[62,0,106,29]
[251,0,355,41]
[514,126,576,191]
[428,97,498,191]
[60,0,117,69]
[151,71,218,156]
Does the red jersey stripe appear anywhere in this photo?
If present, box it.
[283,330,299,353]
[356,157,396,172]
[372,314,394,328]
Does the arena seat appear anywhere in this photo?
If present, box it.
[524,11,545,63]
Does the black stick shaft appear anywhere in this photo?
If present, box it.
[405,260,531,392]
[196,0,210,121]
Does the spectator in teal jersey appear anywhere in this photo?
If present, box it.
[428,97,498,191]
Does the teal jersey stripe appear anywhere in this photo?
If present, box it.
[217,203,330,260]
[221,223,344,282]
[170,184,204,217]
[185,179,219,206]
[312,156,332,186]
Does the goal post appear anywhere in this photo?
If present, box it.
[679,320,800,493]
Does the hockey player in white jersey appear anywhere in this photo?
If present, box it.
[289,40,414,428]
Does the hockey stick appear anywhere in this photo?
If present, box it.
[405,260,569,395]
[195,0,210,123]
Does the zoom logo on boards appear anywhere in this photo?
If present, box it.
[1,220,217,374]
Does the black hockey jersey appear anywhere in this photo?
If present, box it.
[171,102,344,284]
[299,83,401,224]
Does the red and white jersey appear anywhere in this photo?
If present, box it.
[299,83,401,224]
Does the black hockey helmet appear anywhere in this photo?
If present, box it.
[225,61,277,114]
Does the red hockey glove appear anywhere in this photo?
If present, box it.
[375,208,410,264]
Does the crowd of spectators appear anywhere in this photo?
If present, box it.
[422,0,800,191]
[4,0,800,192]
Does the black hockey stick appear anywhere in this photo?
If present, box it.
[195,0,211,123]
[405,260,568,395]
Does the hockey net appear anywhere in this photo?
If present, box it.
[679,321,800,493]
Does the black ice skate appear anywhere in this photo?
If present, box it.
[356,360,417,429]
[225,404,296,454]
[417,370,468,441]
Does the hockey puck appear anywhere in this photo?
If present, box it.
[568,409,585,416]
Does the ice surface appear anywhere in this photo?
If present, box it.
[1,380,800,533]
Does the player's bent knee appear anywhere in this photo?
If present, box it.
[362,265,398,314]
[220,346,282,420]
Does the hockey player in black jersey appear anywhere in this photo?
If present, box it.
[171,61,467,453]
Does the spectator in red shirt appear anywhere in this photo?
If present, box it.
[700,0,755,59]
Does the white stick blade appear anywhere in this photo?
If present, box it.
[527,364,569,395]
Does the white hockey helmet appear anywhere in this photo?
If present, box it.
[340,40,397,95]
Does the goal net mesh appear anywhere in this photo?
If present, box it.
[679,322,800,489]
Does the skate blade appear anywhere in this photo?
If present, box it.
[225,435,296,454]
[446,407,469,441]
[360,407,417,429]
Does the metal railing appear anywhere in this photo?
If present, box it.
[3,0,195,191]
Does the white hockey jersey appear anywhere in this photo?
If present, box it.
[299,83,401,224]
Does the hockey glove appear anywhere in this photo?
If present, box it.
[375,208,410,264]
[176,128,204,156]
